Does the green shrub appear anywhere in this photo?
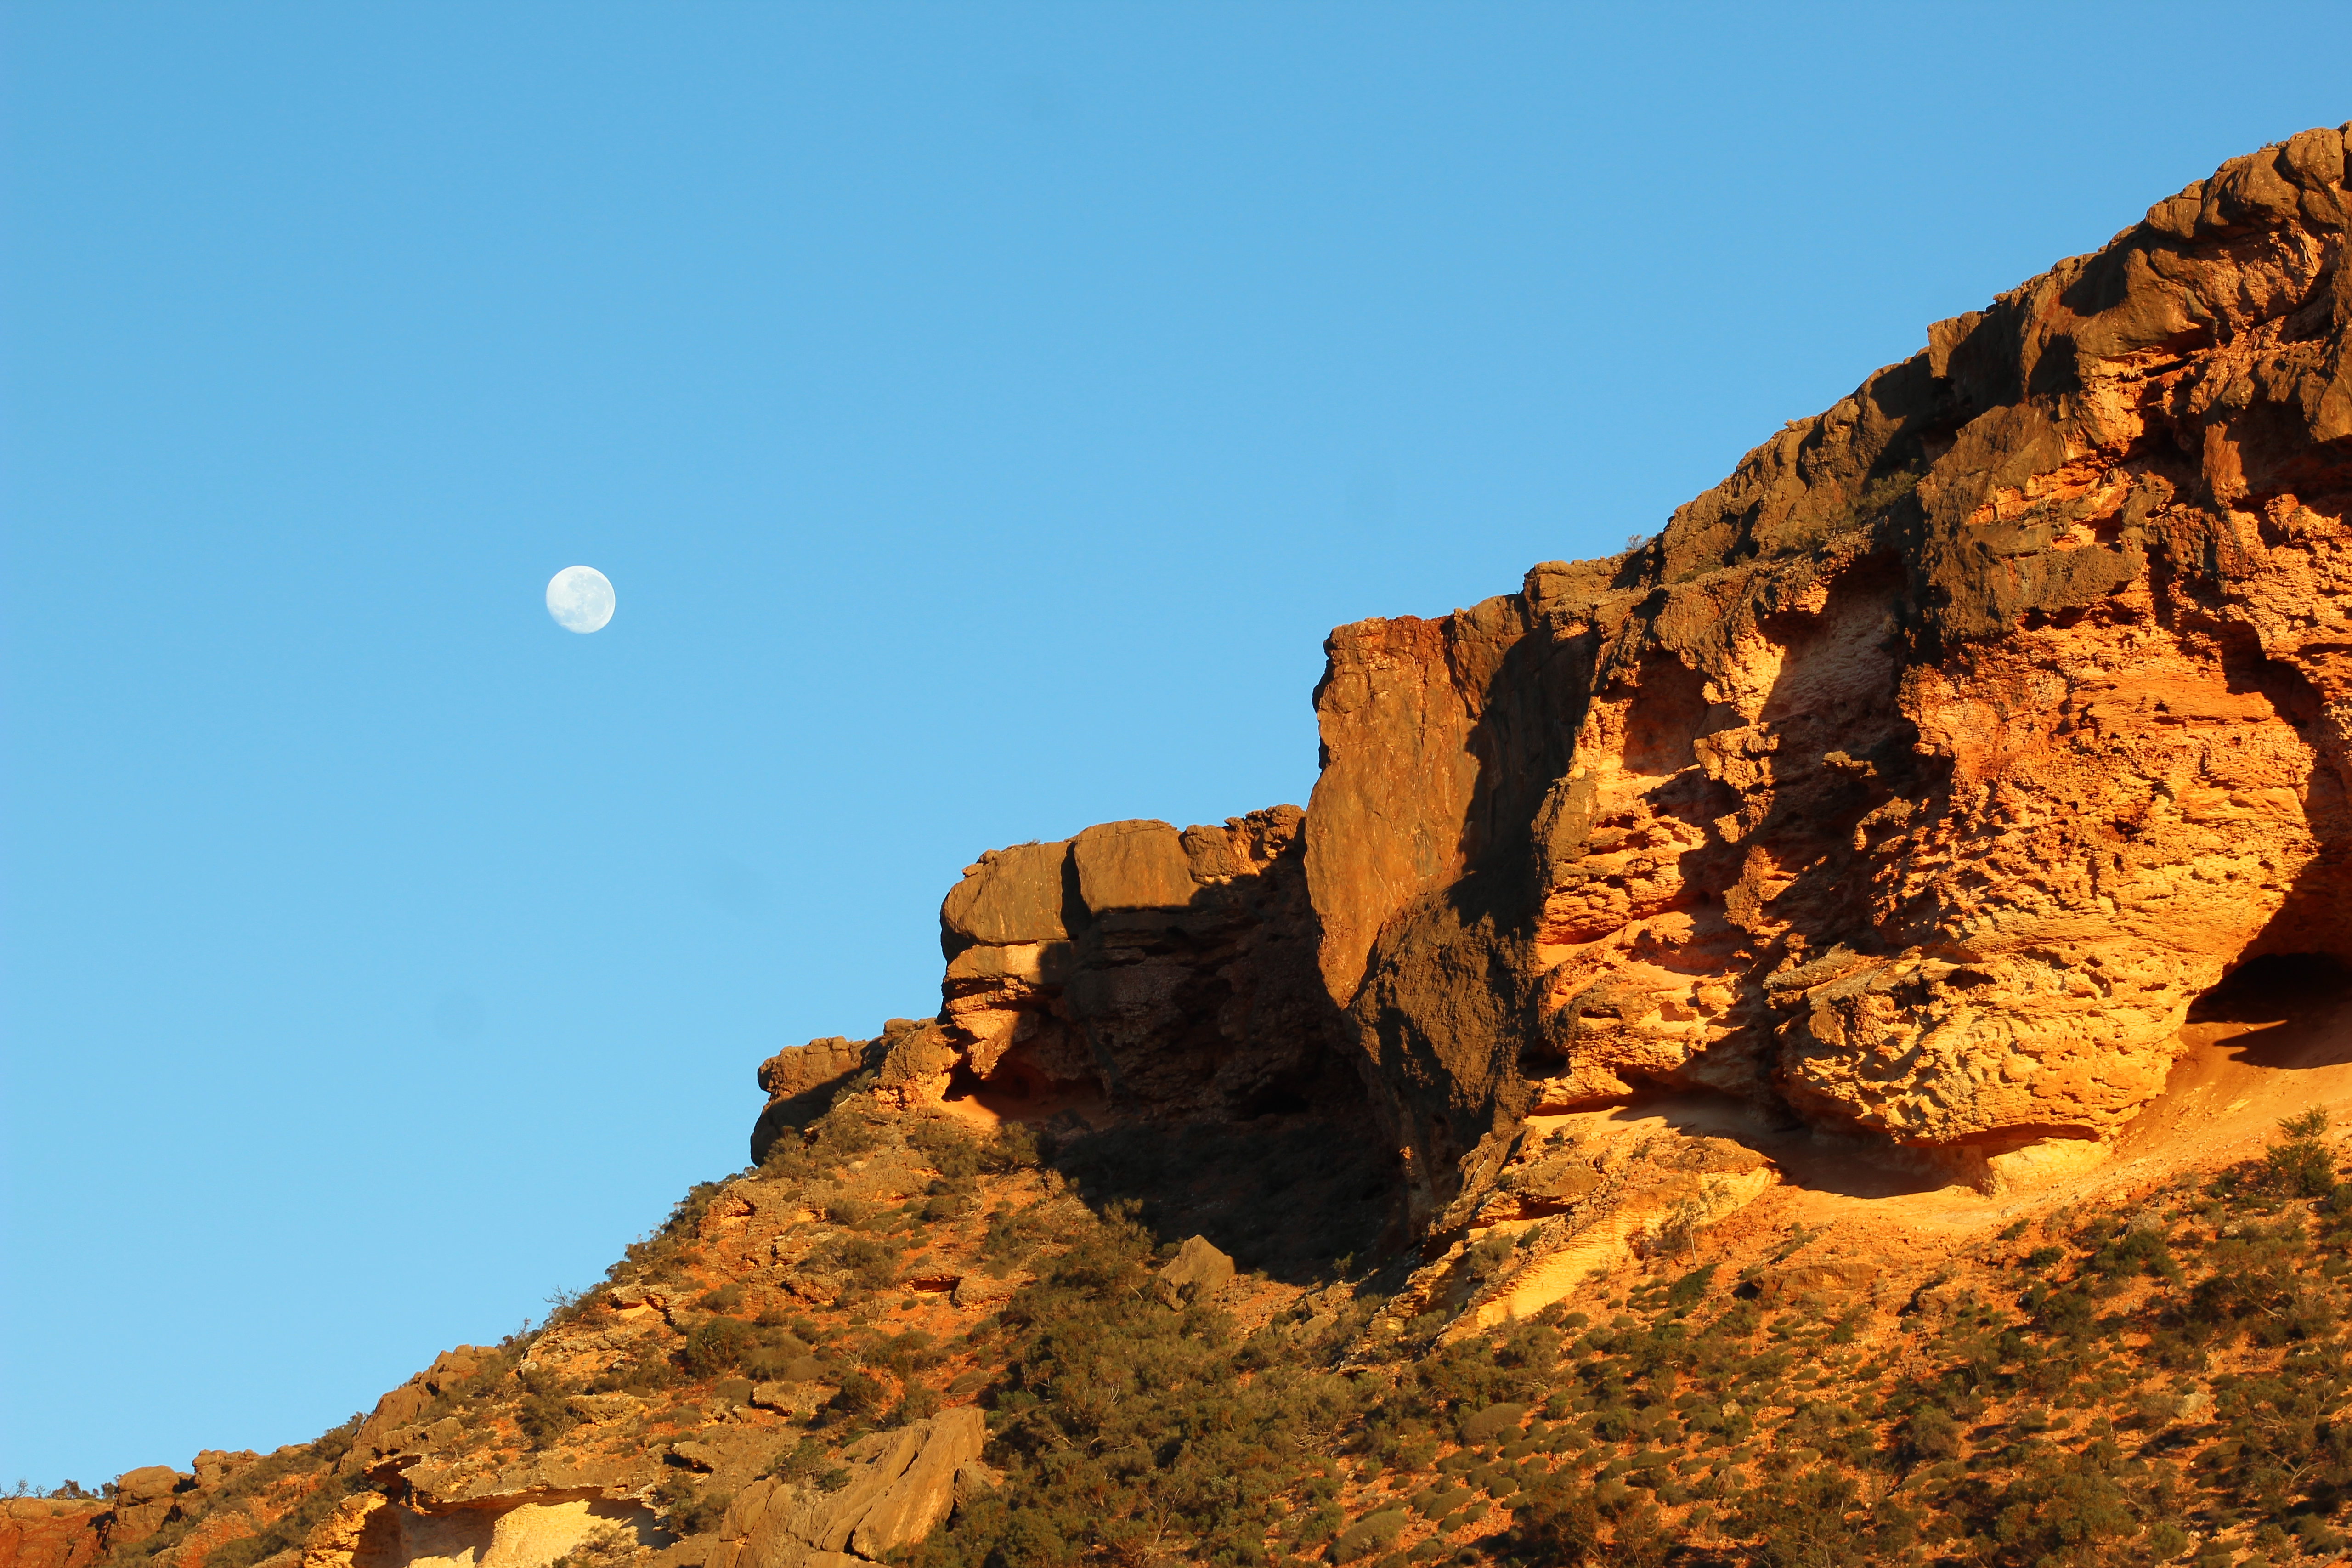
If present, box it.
[1330,1507,1407,1562]
[679,1317,756,1377]
[517,1390,577,1448]
[1460,1402,1527,1445]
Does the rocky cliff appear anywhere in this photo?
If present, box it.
[25,122,2352,1568]
[758,122,2352,1238]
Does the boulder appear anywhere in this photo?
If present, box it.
[190,1451,259,1492]
[949,1273,1013,1310]
[112,1470,181,1505]
[1071,821,1196,916]
[952,1460,1003,1511]
[730,1412,991,1568]
[848,1408,987,1558]
[941,842,1071,949]
[1157,1236,1235,1304]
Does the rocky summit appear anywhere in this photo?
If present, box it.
[20,127,2352,1568]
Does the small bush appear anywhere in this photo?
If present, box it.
[1331,1509,1408,1563]
[517,1391,577,1448]
[679,1317,756,1377]
[827,1370,887,1419]
[1460,1402,1527,1445]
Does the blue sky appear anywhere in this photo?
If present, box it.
[4,0,2346,1487]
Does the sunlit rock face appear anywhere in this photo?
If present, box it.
[1305,123,2352,1219]
[757,125,2352,1234]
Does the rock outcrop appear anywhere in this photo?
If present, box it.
[752,807,1355,1154]
[1314,121,2352,1216]
[0,1501,107,1568]
[754,124,2352,1242]
[710,1410,984,1568]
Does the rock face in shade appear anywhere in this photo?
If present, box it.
[754,126,2352,1231]
[754,807,1356,1153]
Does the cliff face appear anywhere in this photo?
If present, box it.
[753,123,2352,1233]
[1310,122,2352,1217]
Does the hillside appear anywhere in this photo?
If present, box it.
[11,122,2352,1568]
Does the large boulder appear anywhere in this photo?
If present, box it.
[1155,1235,1235,1304]
[722,1411,990,1568]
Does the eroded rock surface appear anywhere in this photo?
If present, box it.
[0,1501,108,1568]
[746,126,2352,1245]
[1306,123,2352,1219]
[752,807,1356,1148]
[711,1411,984,1568]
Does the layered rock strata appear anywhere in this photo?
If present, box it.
[756,125,2352,1240]
[753,808,1356,1159]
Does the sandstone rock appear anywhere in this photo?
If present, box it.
[298,1492,387,1568]
[951,1460,1003,1511]
[741,1424,925,1568]
[748,1382,818,1417]
[754,127,2352,1285]
[103,1469,185,1548]
[1,1499,108,1568]
[1156,1235,1235,1304]
[1751,1258,1881,1306]
[1071,820,1197,917]
[189,1451,258,1493]
[727,1413,989,1568]
[947,1273,1013,1310]
[717,1477,791,1538]
[749,1033,895,1163]
[927,806,1355,1121]
[112,1470,181,1506]
[1289,125,2352,1225]
[666,1442,719,1473]
[848,1407,986,1559]
[942,842,1071,947]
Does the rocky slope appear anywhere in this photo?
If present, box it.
[758,119,2352,1234]
[18,125,2352,1568]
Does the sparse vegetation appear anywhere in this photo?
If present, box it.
[63,1095,2352,1568]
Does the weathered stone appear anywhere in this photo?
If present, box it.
[1070,820,1196,915]
[848,1407,986,1559]
[755,126,2352,1257]
[1751,1259,1882,1306]
[1,1499,108,1568]
[745,1424,925,1567]
[111,1471,180,1506]
[925,804,1357,1120]
[748,1381,818,1416]
[948,1273,1013,1310]
[951,1460,1003,1511]
[941,841,1071,948]
[1156,1235,1235,1303]
[189,1452,258,1493]
[1290,125,2352,1223]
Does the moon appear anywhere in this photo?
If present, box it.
[545,566,616,634]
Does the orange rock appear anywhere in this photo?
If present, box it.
[0,1500,107,1568]
[1301,124,2352,1219]
[756,126,2352,1237]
